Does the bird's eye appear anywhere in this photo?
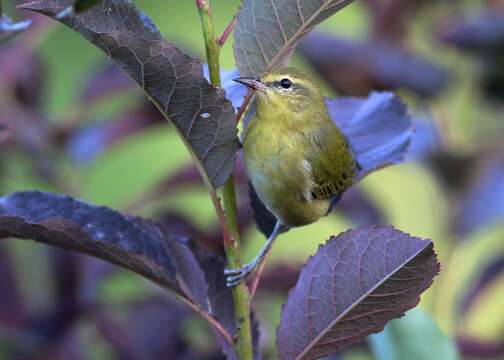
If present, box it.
[279,78,292,89]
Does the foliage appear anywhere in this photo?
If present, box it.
[1,0,503,359]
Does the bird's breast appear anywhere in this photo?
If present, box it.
[243,117,330,226]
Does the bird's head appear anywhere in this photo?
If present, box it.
[233,67,325,113]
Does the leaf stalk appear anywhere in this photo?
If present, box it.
[218,15,237,48]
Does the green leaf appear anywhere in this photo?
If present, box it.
[234,0,355,76]
[369,309,459,360]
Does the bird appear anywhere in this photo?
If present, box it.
[225,67,357,287]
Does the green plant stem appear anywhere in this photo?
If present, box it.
[197,0,220,85]
[196,1,253,359]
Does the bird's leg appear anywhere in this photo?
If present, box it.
[225,220,282,287]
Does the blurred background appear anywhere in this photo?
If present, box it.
[0,0,503,359]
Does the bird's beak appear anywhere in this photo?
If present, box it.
[233,77,268,91]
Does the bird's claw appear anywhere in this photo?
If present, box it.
[224,264,254,287]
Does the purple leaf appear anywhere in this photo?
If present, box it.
[335,187,385,227]
[0,122,9,144]
[457,336,504,359]
[157,211,218,251]
[327,91,412,179]
[0,191,260,357]
[78,257,117,304]
[362,0,426,44]
[91,309,140,359]
[190,243,262,360]
[440,13,504,101]
[13,253,83,359]
[123,298,194,360]
[234,0,355,76]
[454,157,504,236]
[298,32,449,98]
[276,226,439,360]
[79,61,136,105]
[0,191,207,310]
[191,245,239,359]
[427,151,479,192]
[406,115,441,162]
[92,298,192,360]
[48,329,85,360]
[19,0,238,188]
[0,43,46,109]
[460,257,504,314]
[50,249,80,319]
[0,15,32,43]
[440,13,504,53]
[0,245,25,327]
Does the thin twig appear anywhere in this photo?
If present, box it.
[166,288,235,345]
[217,14,237,48]
[249,230,278,301]
[185,300,235,345]
[249,256,267,301]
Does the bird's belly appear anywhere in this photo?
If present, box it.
[250,170,330,226]
[244,134,330,226]
[273,194,330,226]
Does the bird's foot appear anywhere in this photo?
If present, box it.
[224,262,256,287]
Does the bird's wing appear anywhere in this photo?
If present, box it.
[308,124,355,200]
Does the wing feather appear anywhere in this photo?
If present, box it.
[307,122,355,200]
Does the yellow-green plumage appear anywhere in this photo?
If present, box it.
[225,67,356,286]
[243,67,355,226]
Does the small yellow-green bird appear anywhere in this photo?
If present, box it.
[226,67,356,286]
